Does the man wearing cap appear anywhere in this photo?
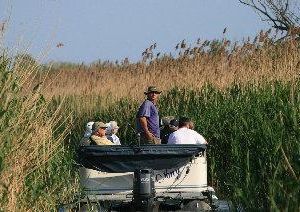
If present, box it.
[161,118,179,144]
[90,122,115,145]
[136,86,162,144]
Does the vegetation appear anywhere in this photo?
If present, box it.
[35,29,299,99]
[0,31,299,211]
[61,82,300,211]
[0,54,77,211]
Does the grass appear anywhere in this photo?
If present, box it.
[0,30,299,211]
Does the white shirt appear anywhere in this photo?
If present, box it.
[107,134,121,145]
[167,127,207,145]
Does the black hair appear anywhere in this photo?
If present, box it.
[169,118,179,127]
[178,117,191,128]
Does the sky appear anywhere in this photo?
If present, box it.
[0,0,270,63]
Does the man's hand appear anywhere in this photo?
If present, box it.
[139,117,154,140]
[145,130,154,140]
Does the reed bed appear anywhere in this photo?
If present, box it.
[51,33,299,211]
[0,55,78,211]
[62,82,300,211]
[36,31,300,100]
[1,31,299,211]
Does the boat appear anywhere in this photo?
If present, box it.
[61,144,231,211]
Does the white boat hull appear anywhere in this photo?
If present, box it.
[79,152,209,201]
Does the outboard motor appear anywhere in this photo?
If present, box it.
[133,169,155,211]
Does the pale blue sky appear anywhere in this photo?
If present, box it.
[1,0,269,63]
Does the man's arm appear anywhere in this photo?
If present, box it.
[139,116,154,140]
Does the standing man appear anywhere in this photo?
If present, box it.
[136,86,162,144]
[167,117,207,145]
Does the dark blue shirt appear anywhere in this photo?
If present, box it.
[136,99,160,138]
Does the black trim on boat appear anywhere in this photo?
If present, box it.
[78,144,206,173]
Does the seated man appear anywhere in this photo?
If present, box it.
[106,121,121,145]
[90,122,115,145]
[79,121,94,146]
[161,117,179,144]
[167,117,207,145]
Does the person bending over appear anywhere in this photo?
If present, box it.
[167,117,207,145]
